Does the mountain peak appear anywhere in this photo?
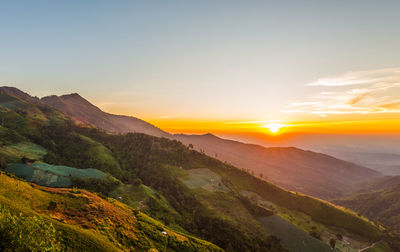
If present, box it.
[41,92,170,137]
[42,92,97,110]
[202,133,219,138]
[61,93,83,99]
[0,86,40,103]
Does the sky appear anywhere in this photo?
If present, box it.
[1,0,400,139]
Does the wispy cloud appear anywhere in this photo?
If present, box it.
[284,67,400,116]
[307,68,400,86]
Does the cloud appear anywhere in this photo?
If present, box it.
[378,100,400,110]
[347,92,371,105]
[307,68,400,86]
[284,67,400,116]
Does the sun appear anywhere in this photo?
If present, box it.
[263,123,285,134]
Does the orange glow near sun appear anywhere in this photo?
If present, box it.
[146,117,400,137]
[263,123,286,134]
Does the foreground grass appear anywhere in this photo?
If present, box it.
[0,172,222,251]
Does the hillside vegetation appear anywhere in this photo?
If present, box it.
[334,178,400,250]
[1,87,396,251]
[41,91,381,200]
[0,171,223,251]
[0,87,286,251]
[174,134,381,200]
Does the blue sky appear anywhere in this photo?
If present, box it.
[1,0,400,122]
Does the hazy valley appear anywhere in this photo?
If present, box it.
[0,86,399,252]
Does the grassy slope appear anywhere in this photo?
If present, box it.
[78,132,287,251]
[176,168,346,251]
[0,141,47,162]
[258,215,332,252]
[109,183,183,229]
[0,88,389,251]
[207,160,383,241]
[334,176,400,251]
[173,134,380,200]
[77,129,383,244]
[81,131,386,250]
[0,172,222,251]
[334,184,400,234]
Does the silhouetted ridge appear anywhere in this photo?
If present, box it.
[41,93,170,137]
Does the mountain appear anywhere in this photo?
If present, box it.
[41,93,170,138]
[0,86,41,104]
[323,150,400,176]
[353,175,400,193]
[174,133,381,200]
[0,86,285,251]
[41,90,382,200]
[1,86,396,251]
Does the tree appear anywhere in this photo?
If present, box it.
[329,238,336,249]
[259,173,263,178]
[0,156,5,169]
[188,144,194,149]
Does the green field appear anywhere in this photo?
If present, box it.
[6,162,107,187]
[259,215,333,252]
[180,168,230,192]
[0,142,47,162]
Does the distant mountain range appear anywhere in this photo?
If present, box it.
[38,90,381,200]
[324,150,400,176]
[174,134,381,199]
[0,86,397,251]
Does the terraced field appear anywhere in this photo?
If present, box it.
[259,215,333,252]
[180,168,230,192]
[6,162,108,187]
[0,142,47,162]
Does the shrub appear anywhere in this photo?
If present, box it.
[0,205,63,251]
[48,201,57,210]
[329,238,336,249]
[71,177,120,196]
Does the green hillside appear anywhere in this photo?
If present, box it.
[334,182,400,250]
[0,171,222,251]
[258,215,332,252]
[78,129,385,250]
[0,87,395,251]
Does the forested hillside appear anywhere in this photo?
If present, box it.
[0,87,396,251]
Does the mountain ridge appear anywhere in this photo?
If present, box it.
[174,133,381,199]
[2,86,382,200]
[0,86,393,251]
[41,93,170,137]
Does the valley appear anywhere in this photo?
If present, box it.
[0,87,396,251]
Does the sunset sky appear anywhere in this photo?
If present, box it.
[1,1,400,138]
